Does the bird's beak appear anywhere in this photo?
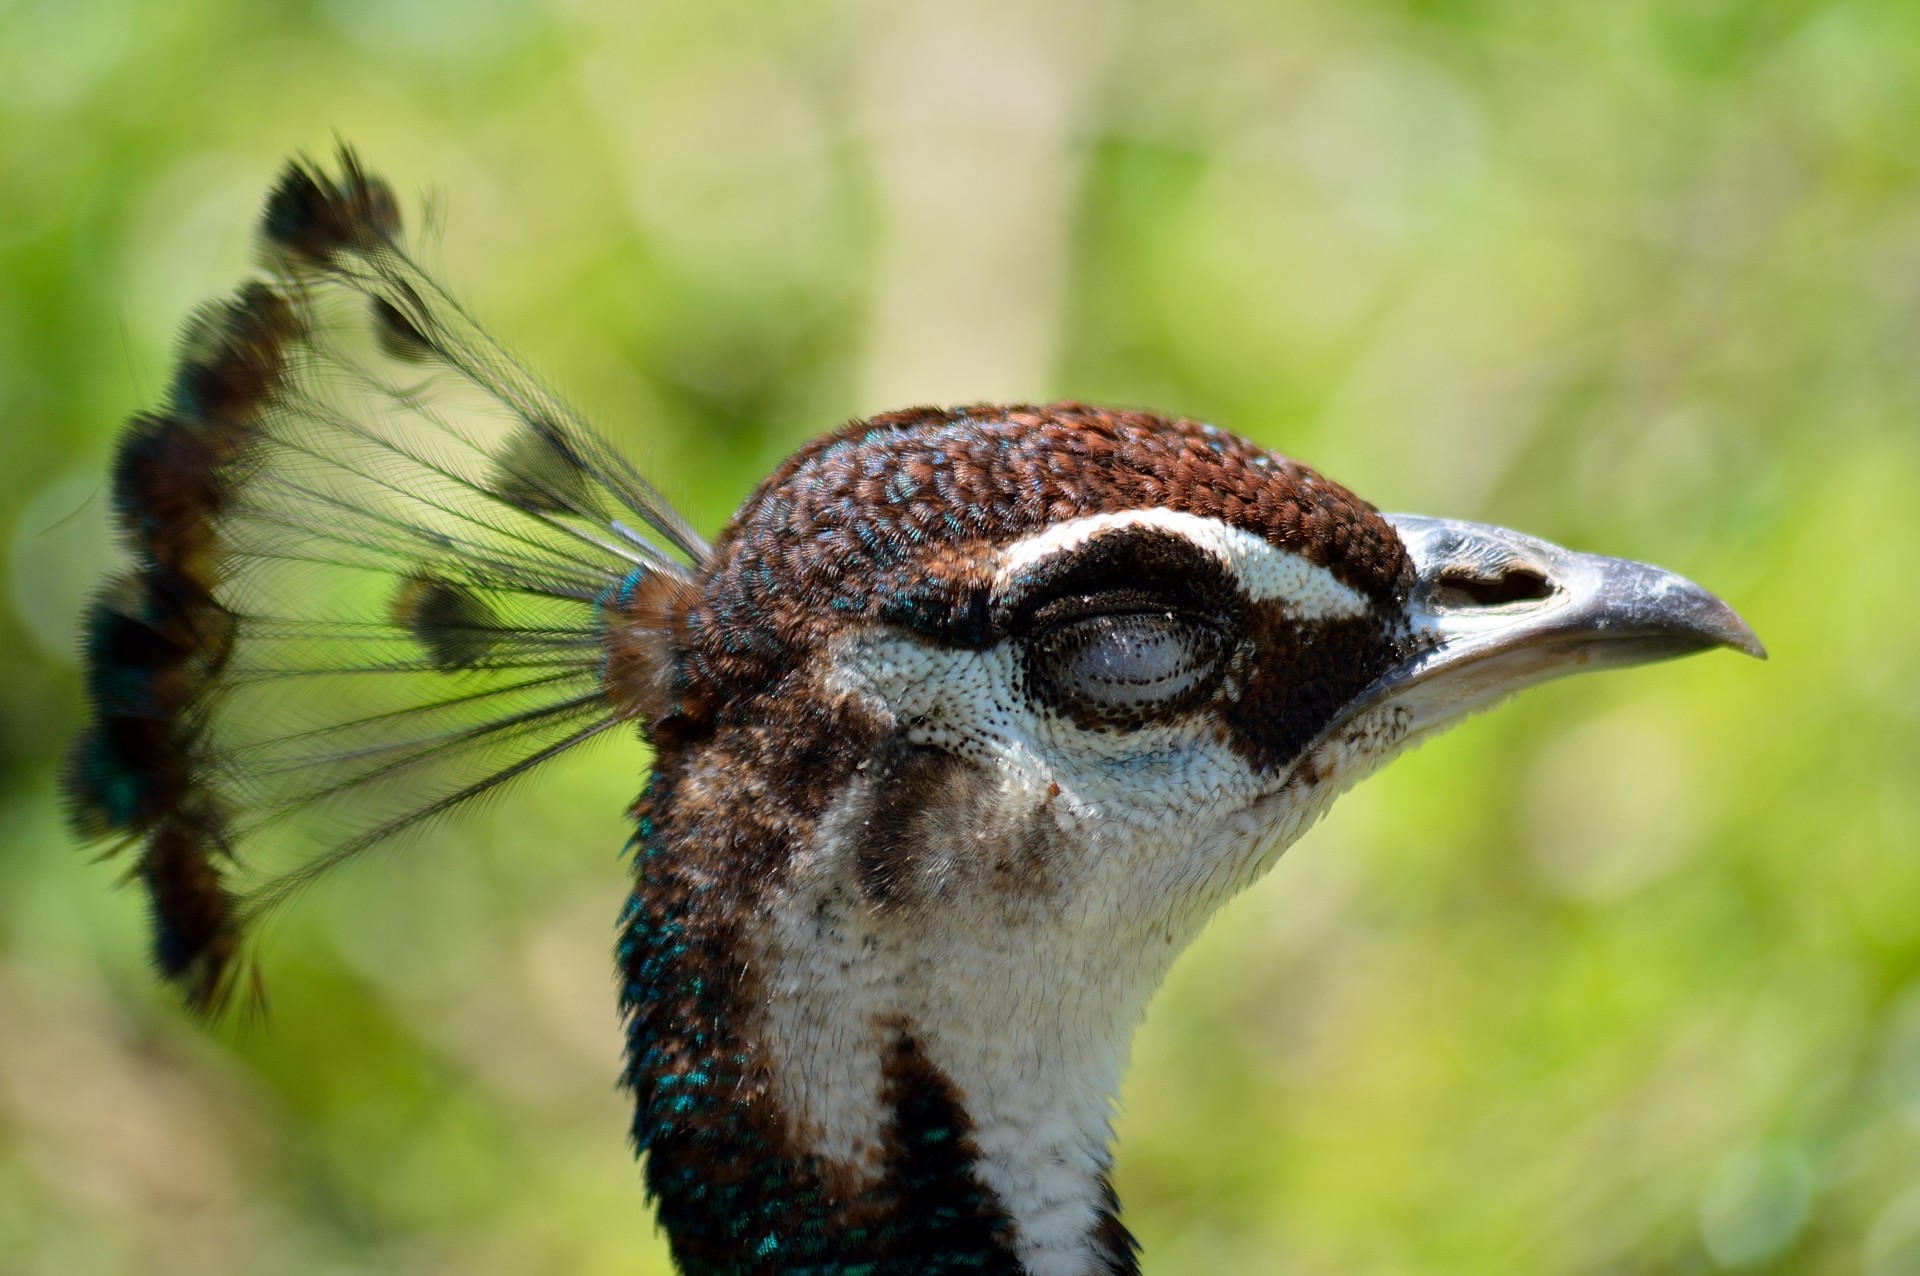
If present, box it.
[1330,515,1765,742]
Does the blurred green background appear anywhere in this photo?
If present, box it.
[2,1,1916,1273]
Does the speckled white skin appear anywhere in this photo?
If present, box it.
[749,516,1418,1276]
[995,508,1372,618]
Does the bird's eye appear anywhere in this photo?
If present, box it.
[1026,611,1226,728]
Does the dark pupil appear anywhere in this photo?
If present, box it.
[1029,612,1225,727]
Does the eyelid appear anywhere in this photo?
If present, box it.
[1017,585,1224,635]
[1023,607,1230,727]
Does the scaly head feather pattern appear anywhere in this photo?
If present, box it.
[70,150,1762,1275]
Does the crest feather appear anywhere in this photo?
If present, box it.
[65,147,703,1012]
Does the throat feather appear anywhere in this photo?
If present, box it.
[623,723,1150,1275]
[622,745,1029,1275]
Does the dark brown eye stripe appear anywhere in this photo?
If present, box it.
[1218,601,1412,772]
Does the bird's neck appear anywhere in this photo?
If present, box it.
[620,721,1176,1276]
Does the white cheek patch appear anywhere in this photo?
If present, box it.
[788,630,1283,1274]
[994,507,1371,620]
[799,623,1379,1272]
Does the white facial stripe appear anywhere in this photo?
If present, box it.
[994,508,1371,620]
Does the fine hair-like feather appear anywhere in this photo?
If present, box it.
[65,146,703,1012]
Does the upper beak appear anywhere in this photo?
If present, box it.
[1334,515,1765,740]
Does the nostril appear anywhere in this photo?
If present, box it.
[1434,565,1553,607]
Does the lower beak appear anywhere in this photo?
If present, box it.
[1336,515,1765,739]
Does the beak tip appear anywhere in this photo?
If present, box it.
[1731,628,1768,662]
[1700,595,1767,662]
